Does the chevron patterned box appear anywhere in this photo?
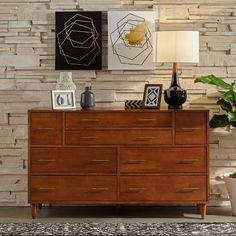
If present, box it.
[125,100,143,109]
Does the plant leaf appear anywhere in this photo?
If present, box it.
[228,112,236,123]
[194,74,232,90]
[210,114,229,128]
[222,90,236,104]
[217,99,232,112]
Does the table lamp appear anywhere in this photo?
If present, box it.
[155,31,199,109]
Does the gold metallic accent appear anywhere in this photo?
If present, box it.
[91,187,109,191]
[179,159,199,164]
[124,160,145,164]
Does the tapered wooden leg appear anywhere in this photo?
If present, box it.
[199,204,207,219]
[31,204,37,219]
[38,203,42,209]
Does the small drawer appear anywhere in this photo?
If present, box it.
[30,176,117,202]
[30,112,62,145]
[65,129,172,145]
[65,112,173,129]
[120,147,207,173]
[30,147,117,173]
[175,111,207,145]
[119,176,207,202]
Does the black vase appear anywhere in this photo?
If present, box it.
[80,86,95,109]
[164,63,187,109]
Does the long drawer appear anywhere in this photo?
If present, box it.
[65,129,172,145]
[30,176,117,202]
[119,176,207,202]
[66,112,173,128]
[120,147,207,173]
[30,147,117,173]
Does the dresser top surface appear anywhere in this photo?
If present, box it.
[28,107,209,113]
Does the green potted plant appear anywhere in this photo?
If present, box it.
[195,75,236,215]
[195,74,236,129]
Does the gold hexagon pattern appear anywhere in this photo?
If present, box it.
[55,12,102,70]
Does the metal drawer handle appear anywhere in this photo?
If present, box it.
[91,159,110,163]
[39,187,56,191]
[91,187,109,191]
[80,137,97,140]
[180,187,200,193]
[36,128,56,131]
[180,128,201,132]
[37,159,56,162]
[80,119,99,122]
[124,160,145,164]
[128,187,146,192]
[137,118,157,122]
[135,137,153,141]
[179,159,199,164]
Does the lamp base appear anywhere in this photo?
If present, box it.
[168,104,183,109]
[164,88,187,110]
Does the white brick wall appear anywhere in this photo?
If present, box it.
[0,0,235,206]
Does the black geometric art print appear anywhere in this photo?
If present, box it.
[55,12,102,70]
[108,11,155,70]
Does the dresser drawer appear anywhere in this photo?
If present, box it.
[119,176,207,202]
[30,147,117,173]
[30,176,117,202]
[30,112,62,145]
[65,129,172,145]
[120,147,207,173]
[65,112,173,128]
[175,112,207,145]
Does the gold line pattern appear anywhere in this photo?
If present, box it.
[56,13,101,67]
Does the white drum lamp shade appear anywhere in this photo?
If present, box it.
[155,31,199,63]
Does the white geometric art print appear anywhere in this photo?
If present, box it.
[108,11,155,70]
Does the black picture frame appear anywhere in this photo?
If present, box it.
[55,11,102,70]
[142,84,162,109]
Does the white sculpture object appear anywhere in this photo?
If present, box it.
[56,72,76,91]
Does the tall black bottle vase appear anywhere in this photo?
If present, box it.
[164,63,187,109]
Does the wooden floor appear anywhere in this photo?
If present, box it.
[0,206,235,223]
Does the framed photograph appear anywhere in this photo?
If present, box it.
[142,84,162,109]
[52,90,76,110]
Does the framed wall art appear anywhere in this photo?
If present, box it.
[55,11,102,70]
[142,84,162,109]
[108,11,155,70]
[52,90,76,110]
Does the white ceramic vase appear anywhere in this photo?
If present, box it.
[224,177,236,216]
[56,72,76,91]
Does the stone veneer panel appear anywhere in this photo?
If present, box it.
[0,0,235,206]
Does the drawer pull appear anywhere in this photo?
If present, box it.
[80,137,97,140]
[179,159,199,164]
[180,128,201,132]
[180,187,200,193]
[128,187,146,192]
[135,137,153,141]
[37,159,56,162]
[91,187,109,191]
[80,119,100,122]
[91,159,110,163]
[39,187,56,191]
[137,118,157,122]
[36,128,56,131]
[124,160,145,164]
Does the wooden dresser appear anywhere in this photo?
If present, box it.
[28,109,209,219]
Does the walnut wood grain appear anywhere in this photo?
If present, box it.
[28,109,209,219]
